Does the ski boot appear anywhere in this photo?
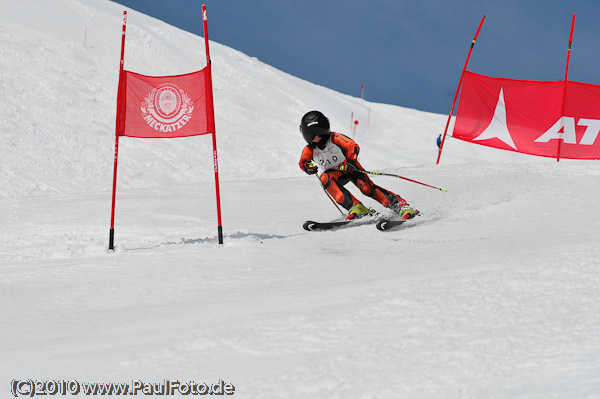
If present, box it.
[389,196,418,221]
[398,206,418,221]
[345,203,370,220]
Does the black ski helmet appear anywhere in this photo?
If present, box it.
[300,111,330,145]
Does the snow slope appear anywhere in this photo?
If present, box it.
[2,1,600,398]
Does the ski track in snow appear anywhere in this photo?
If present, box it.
[2,1,600,398]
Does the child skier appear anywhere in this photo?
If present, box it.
[298,110,416,220]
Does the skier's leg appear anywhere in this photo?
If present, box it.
[373,185,409,211]
[321,171,360,211]
[353,173,409,210]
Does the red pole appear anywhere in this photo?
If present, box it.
[436,15,486,165]
[316,174,345,215]
[557,13,576,162]
[359,169,447,192]
[203,5,224,245]
[109,11,127,251]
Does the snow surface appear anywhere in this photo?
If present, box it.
[2,1,600,398]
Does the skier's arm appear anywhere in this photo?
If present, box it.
[331,133,359,173]
[330,133,359,160]
[299,146,318,174]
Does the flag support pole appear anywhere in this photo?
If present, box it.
[109,11,127,251]
[436,15,486,165]
[203,5,224,245]
[557,13,576,162]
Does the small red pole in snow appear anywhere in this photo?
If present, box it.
[361,84,365,100]
[83,25,88,47]
[352,120,359,138]
[350,112,354,132]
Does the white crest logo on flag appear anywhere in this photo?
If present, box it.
[141,83,195,133]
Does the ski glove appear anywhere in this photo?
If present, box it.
[301,160,319,175]
[338,157,357,173]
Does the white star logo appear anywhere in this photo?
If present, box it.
[473,88,518,150]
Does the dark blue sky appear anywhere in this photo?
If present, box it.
[112,0,600,114]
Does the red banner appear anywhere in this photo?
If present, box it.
[453,71,600,160]
[116,68,211,138]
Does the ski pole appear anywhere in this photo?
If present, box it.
[358,169,448,192]
[315,173,345,215]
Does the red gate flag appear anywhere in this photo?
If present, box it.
[116,68,211,138]
[453,71,600,160]
[109,5,223,251]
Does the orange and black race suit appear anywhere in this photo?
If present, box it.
[299,133,408,211]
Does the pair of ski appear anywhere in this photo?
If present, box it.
[303,210,419,232]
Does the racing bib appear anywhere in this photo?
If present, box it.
[313,140,345,172]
